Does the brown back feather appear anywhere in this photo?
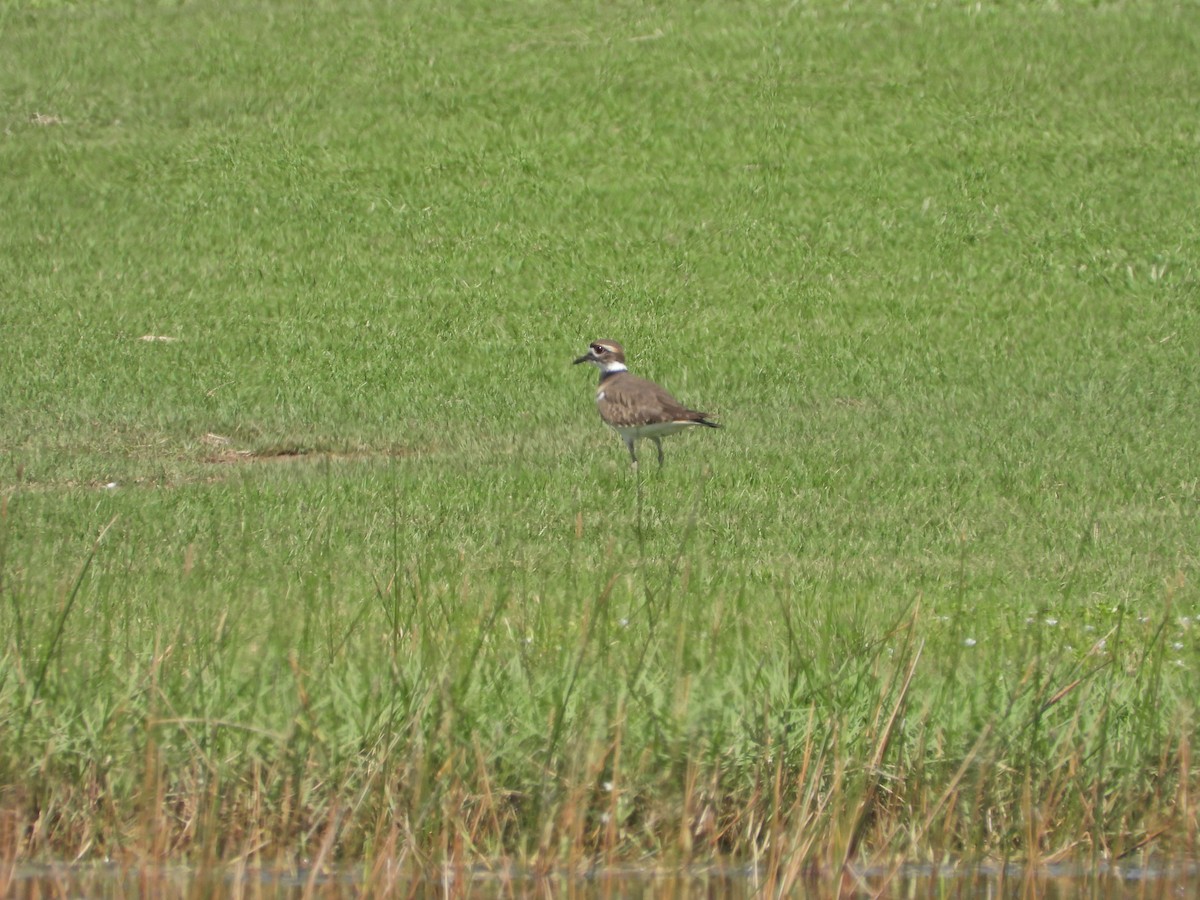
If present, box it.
[600,373,717,427]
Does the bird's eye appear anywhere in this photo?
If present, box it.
[591,344,603,353]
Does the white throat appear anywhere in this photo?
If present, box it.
[599,361,628,374]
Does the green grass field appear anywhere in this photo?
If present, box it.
[2,0,1199,886]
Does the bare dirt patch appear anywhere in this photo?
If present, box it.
[199,435,419,466]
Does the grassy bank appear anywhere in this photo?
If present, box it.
[2,0,1198,884]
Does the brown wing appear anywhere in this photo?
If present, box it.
[602,374,716,427]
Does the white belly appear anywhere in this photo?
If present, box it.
[614,421,692,441]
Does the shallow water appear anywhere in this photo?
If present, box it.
[5,860,1199,898]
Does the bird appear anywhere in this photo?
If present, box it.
[574,339,720,470]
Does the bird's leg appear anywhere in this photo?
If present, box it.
[652,437,664,467]
[625,437,638,471]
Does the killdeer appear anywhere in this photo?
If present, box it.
[574,339,720,469]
